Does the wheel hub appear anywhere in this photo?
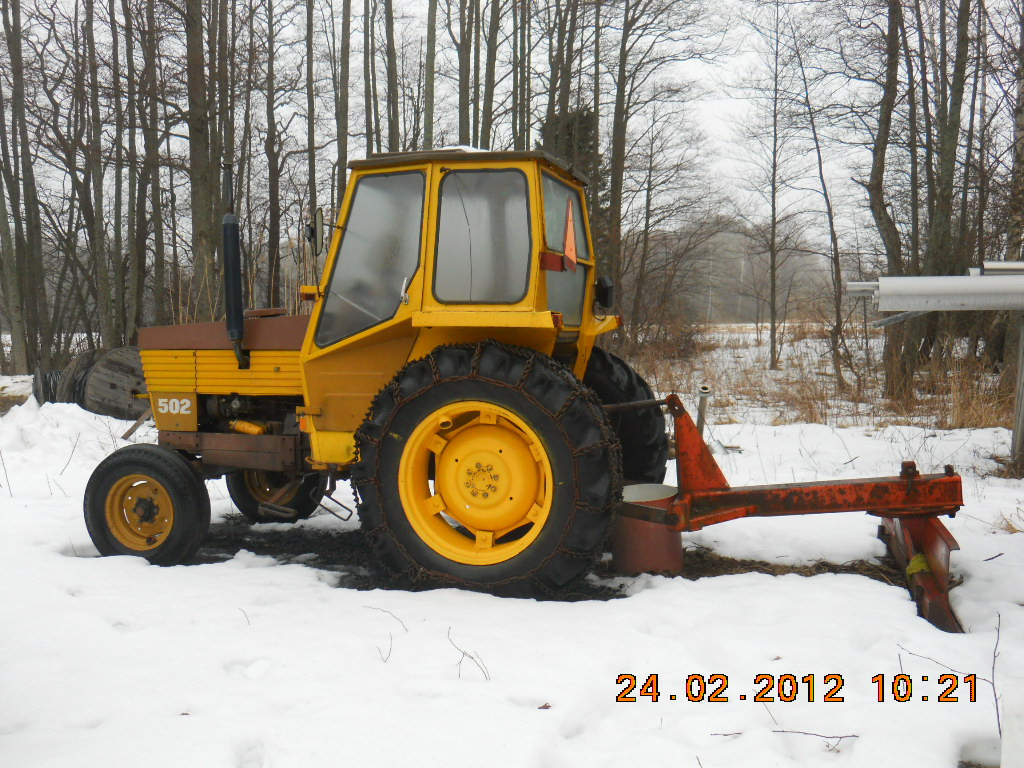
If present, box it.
[398,400,554,566]
[105,474,175,551]
[134,496,159,524]
[435,423,539,531]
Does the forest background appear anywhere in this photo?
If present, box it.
[0,0,1022,406]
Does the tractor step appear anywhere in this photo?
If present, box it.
[256,501,302,521]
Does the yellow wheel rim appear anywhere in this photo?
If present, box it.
[105,474,175,551]
[398,400,554,566]
[242,471,299,505]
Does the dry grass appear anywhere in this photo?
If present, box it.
[628,322,1014,432]
[0,393,26,417]
[997,508,1024,534]
[921,357,1015,431]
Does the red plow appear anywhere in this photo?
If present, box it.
[610,395,964,632]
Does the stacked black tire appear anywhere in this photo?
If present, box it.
[31,367,63,404]
[33,346,149,420]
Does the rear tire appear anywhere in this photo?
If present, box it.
[226,470,327,523]
[84,444,210,565]
[584,347,669,483]
[352,341,621,594]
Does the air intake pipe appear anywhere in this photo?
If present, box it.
[222,162,249,369]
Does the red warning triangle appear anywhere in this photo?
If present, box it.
[563,198,578,272]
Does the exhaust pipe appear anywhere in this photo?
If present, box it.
[222,162,249,369]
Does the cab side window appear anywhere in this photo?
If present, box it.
[541,173,590,326]
[434,169,531,303]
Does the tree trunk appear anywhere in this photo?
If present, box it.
[184,0,216,321]
[451,0,472,144]
[479,0,500,148]
[423,0,437,148]
[383,0,399,150]
[307,0,318,219]
[1007,17,1024,260]
[865,0,911,399]
[796,41,846,389]
[84,0,115,347]
[332,0,351,203]
[265,0,282,308]
[923,0,972,277]
[363,0,374,155]
[607,0,632,296]
[124,0,146,340]
[0,157,27,372]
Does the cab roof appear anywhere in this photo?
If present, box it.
[347,149,589,187]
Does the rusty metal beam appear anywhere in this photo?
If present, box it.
[159,430,299,472]
[678,471,962,531]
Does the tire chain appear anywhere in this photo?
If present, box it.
[351,340,623,594]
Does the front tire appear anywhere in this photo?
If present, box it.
[352,342,621,594]
[84,444,211,565]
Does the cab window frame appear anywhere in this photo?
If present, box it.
[431,167,534,306]
[313,169,426,348]
[540,170,593,264]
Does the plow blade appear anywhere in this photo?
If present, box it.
[616,394,965,633]
[877,516,962,632]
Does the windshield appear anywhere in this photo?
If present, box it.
[541,173,590,326]
[314,172,424,347]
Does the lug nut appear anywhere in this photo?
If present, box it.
[465,481,472,488]
[476,462,482,469]
[492,474,499,480]
[488,485,496,492]
[471,490,478,497]
[482,492,489,498]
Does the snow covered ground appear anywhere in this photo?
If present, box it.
[1,381,1021,767]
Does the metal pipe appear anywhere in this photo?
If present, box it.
[1013,316,1024,471]
[603,397,668,413]
[845,281,879,298]
[872,309,931,328]
[874,275,1024,311]
[222,162,249,370]
[695,385,712,438]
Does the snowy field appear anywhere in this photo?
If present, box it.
[1,378,1022,767]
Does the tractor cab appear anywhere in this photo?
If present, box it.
[297,150,619,467]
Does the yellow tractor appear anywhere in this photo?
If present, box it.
[84,150,668,593]
[83,148,970,629]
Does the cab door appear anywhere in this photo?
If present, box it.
[299,168,428,464]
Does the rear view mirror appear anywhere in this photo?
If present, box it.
[595,275,614,309]
[306,208,325,256]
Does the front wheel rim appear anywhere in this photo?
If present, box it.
[105,473,175,551]
[398,400,554,566]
